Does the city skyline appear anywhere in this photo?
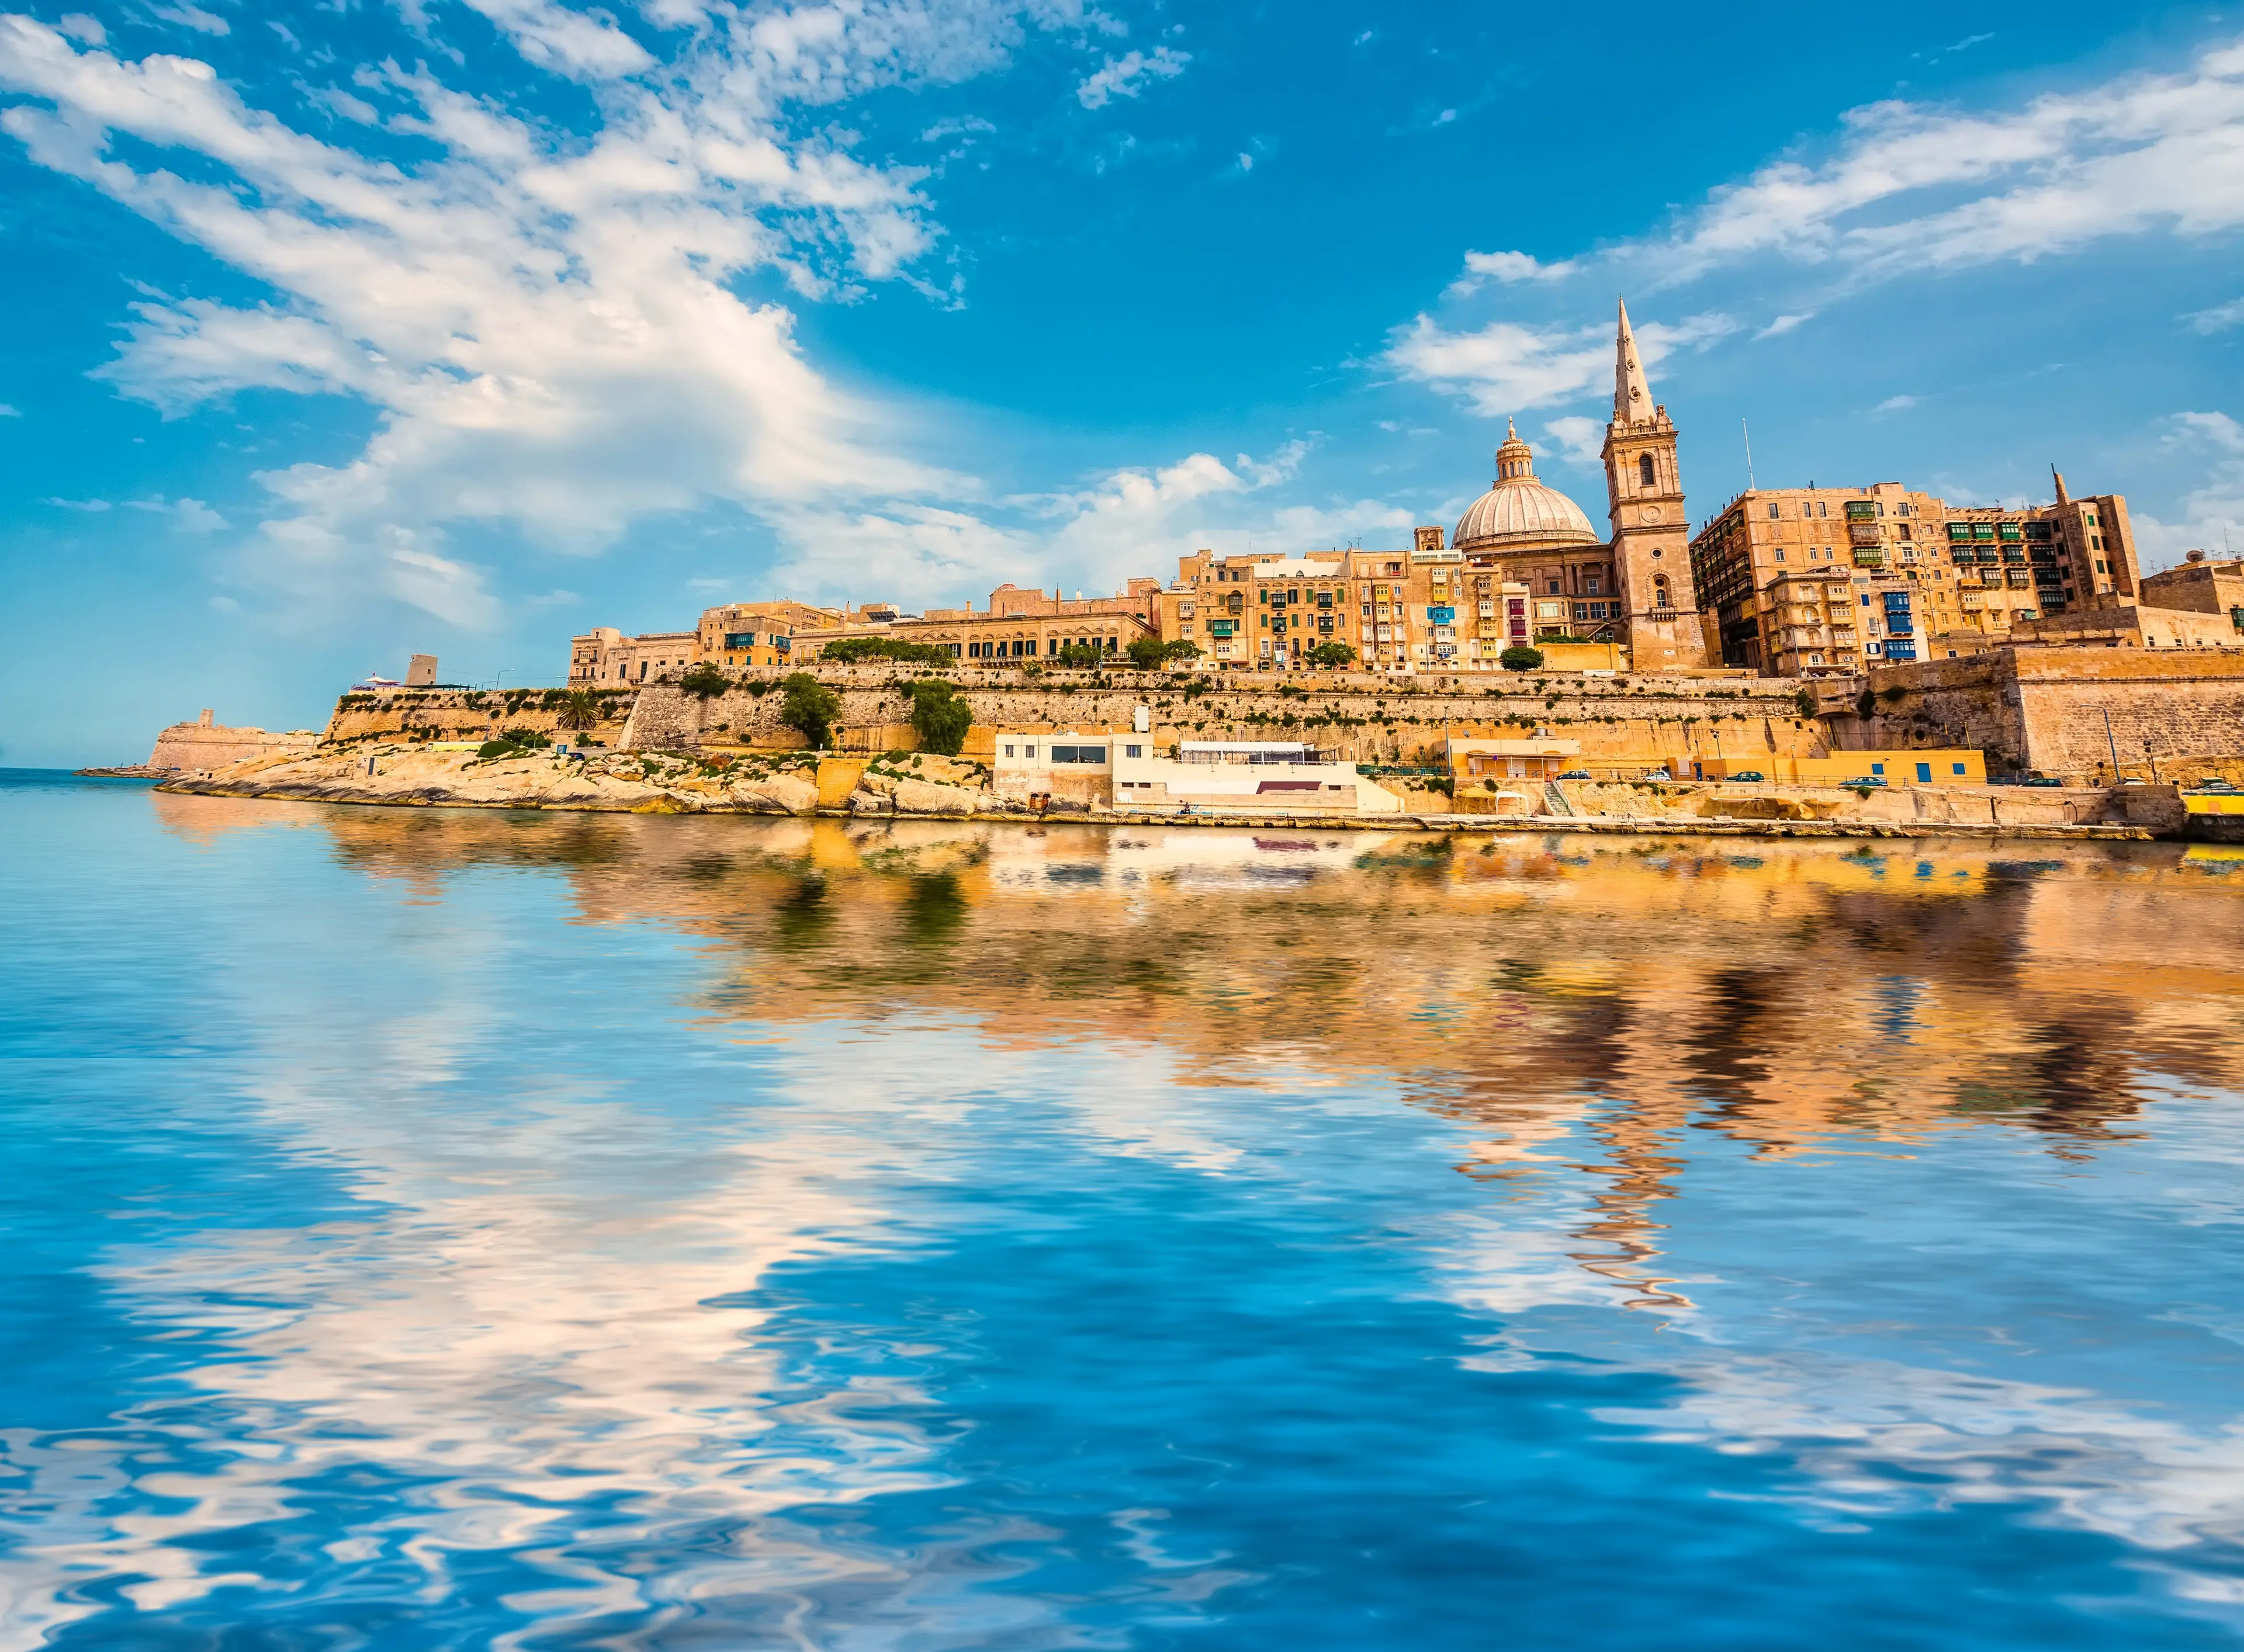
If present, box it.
[4,2,2244,763]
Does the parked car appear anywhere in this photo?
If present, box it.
[1554,770,1592,781]
[1729,770,1767,783]
[2020,776,2065,788]
[1645,770,1674,781]
[1846,776,1888,788]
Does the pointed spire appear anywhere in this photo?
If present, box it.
[1614,297,1651,426]
[2051,465,2070,505]
[1505,415,1518,440]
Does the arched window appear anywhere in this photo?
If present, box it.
[1639,452,1656,488]
[1653,575,1672,609]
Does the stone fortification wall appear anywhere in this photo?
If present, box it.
[1836,646,2244,783]
[320,686,639,746]
[619,664,1830,768]
[150,715,318,773]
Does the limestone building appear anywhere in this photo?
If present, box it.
[2141,551,2244,632]
[1443,301,1710,666]
[1601,300,1711,669]
[1688,469,2145,675]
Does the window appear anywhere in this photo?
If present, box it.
[1775,549,1786,563]
[1653,575,1671,608]
[1871,762,1886,776]
[1125,744,1143,759]
[1639,452,1656,487]
[1952,763,1966,775]
[1817,501,1829,518]
[1917,763,1933,783]
[1547,579,1561,594]
[1586,577,1601,595]
[1767,503,1779,519]
[1023,744,1036,759]
[1003,744,1015,757]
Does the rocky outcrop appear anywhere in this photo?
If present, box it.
[157,744,998,819]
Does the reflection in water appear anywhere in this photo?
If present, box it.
[5,782,2244,1647]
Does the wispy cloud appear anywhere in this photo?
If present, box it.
[0,401,21,416]
[1653,34,2244,288]
[126,494,229,531]
[1873,394,1919,414]
[1756,312,1812,338]
[150,4,230,36]
[46,496,111,511]
[1444,249,1580,299]
[1385,310,1738,415]
[1076,46,1189,110]
[0,4,1106,628]
[2185,295,2244,334]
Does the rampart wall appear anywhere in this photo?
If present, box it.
[150,715,318,773]
[1834,646,2244,782]
[615,666,1831,768]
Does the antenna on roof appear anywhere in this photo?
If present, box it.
[1742,419,1755,491]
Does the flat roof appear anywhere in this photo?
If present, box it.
[1179,741,1314,754]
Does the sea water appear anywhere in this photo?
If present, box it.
[4,770,2243,1650]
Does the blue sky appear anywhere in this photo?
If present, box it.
[2,0,2242,763]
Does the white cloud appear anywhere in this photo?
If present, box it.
[1394,32,2244,402]
[54,12,101,45]
[1445,248,1579,298]
[151,4,230,36]
[1075,46,1188,110]
[1872,394,1918,413]
[0,401,20,415]
[125,494,229,531]
[2186,295,2244,334]
[1384,310,1737,415]
[46,496,111,511]
[456,0,652,81]
[207,593,240,611]
[1656,33,2244,287]
[2132,411,2244,568]
[1540,415,1605,467]
[0,6,1096,629]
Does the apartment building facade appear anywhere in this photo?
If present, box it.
[1688,472,2143,676]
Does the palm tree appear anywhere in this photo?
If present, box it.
[555,689,601,730]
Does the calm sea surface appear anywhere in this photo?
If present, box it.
[6,770,2244,1650]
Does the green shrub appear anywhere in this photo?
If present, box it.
[1499,645,1545,671]
[477,739,517,760]
[501,727,550,747]
[909,678,972,756]
[1795,688,1819,718]
[678,663,732,699]
[779,673,843,750]
[1305,641,1356,669]
[1126,637,1203,670]
[822,637,955,666]
[1054,642,1109,669]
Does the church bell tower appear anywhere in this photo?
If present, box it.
[1601,299,1711,670]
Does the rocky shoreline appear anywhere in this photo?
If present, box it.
[155,744,2159,840]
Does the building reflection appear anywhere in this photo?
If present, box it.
[172,803,2243,1314]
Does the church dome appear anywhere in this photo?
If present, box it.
[1452,421,1601,553]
